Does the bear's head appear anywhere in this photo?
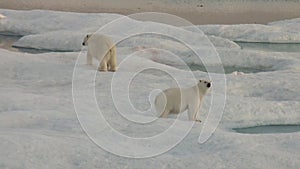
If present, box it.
[197,80,211,94]
[82,34,92,46]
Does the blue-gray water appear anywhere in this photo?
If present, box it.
[176,64,274,74]
[234,125,300,134]
[0,34,69,53]
[237,42,300,53]
[0,34,299,74]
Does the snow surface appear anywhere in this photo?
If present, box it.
[0,9,300,169]
[268,18,300,34]
[197,23,300,43]
[0,9,240,51]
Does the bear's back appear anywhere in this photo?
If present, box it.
[90,34,113,45]
[88,34,115,57]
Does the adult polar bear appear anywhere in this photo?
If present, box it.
[82,34,117,72]
[155,80,211,122]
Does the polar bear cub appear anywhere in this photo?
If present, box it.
[82,34,117,72]
[155,80,211,122]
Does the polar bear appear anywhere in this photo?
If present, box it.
[82,34,117,71]
[155,80,211,122]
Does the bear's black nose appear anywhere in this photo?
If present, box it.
[82,42,85,46]
[207,83,211,88]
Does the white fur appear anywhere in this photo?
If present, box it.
[82,34,117,71]
[0,14,6,19]
[155,80,211,122]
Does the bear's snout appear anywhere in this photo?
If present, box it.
[207,83,211,88]
[82,42,85,46]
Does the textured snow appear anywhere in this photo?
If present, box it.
[207,35,241,49]
[13,31,86,51]
[0,9,240,51]
[13,31,241,51]
[0,9,300,169]
[0,9,122,35]
[1,47,299,168]
[268,18,300,34]
[198,22,300,43]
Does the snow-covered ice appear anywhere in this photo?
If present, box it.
[0,9,299,169]
[0,9,241,51]
[268,18,300,34]
[197,23,300,43]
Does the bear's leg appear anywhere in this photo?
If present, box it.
[98,59,108,71]
[194,109,201,122]
[98,51,110,72]
[160,109,170,118]
[108,47,117,72]
[188,105,199,121]
[98,50,111,71]
[87,50,93,65]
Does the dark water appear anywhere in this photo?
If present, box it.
[0,34,63,54]
[1,34,299,56]
[177,64,274,74]
[13,46,60,54]
[234,125,300,134]
[237,42,300,53]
